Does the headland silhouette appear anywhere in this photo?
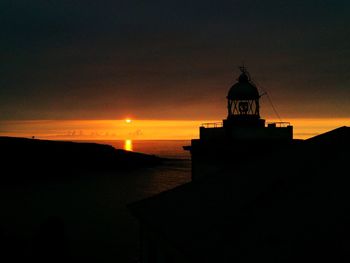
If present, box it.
[0,136,162,182]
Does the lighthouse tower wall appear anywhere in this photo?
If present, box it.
[200,125,293,142]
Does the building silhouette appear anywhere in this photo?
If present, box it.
[129,68,350,263]
[188,66,293,180]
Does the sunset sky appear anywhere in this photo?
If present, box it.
[0,1,349,139]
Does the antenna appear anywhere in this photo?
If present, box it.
[240,61,245,71]
[252,77,283,122]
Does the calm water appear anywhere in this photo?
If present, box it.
[80,140,191,159]
[0,140,191,262]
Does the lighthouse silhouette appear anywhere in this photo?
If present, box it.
[130,67,350,263]
[186,67,293,180]
[226,66,263,125]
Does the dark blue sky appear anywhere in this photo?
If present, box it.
[1,0,349,120]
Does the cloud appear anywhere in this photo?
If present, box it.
[0,1,349,120]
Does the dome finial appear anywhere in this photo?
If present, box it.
[238,64,250,82]
[239,61,246,74]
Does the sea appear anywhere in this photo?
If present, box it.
[90,139,191,159]
[0,140,192,262]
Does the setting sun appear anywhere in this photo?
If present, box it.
[125,119,132,124]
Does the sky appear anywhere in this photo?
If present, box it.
[0,1,349,139]
[1,119,349,140]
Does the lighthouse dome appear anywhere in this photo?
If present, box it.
[227,71,260,100]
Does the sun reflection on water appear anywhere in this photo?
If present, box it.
[124,139,133,151]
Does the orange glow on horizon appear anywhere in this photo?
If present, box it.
[125,119,132,124]
[0,118,349,140]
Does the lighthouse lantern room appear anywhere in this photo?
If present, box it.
[225,66,265,128]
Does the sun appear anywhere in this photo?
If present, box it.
[125,118,132,124]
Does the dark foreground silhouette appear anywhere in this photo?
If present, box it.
[32,216,70,263]
[130,127,350,262]
[0,136,167,262]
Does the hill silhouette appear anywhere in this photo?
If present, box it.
[0,136,162,181]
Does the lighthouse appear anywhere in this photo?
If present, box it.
[226,66,263,127]
[130,67,350,263]
[187,67,293,180]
